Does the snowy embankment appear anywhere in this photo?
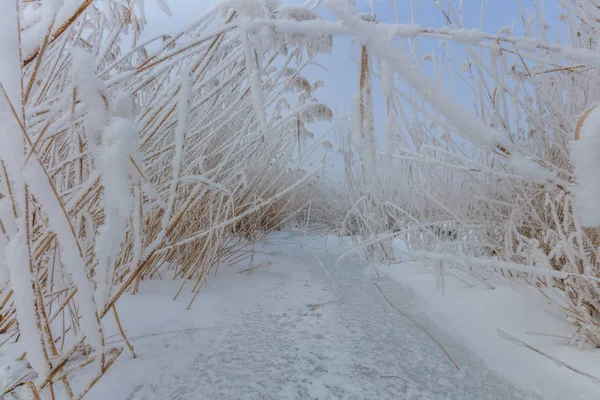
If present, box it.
[2,233,598,399]
[382,240,600,400]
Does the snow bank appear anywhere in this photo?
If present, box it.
[381,257,600,400]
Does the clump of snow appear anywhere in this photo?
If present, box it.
[220,0,268,19]
[21,0,85,62]
[23,159,104,353]
[99,118,140,218]
[7,229,50,380]
[275,4,320,22]
[94,116,141,311]
[94,88,142,313]
[508,154,557,184]
[156,0,172,17]
[388,24,421,38]
[71,48,108,138]
[571,106,600,227]
[450,28,487,45]
[111,91,135,119]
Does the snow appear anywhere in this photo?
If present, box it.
[0,0,22,109]
[571,106,600,227]
[2,233,598,398]
[161,70,191,236]
[276,5,321,22]
[508,154,558,185]
[220,0,267,19]
[23,159,104,354]
[6,229,50,381]
[383,239,600,400]
[110,91,135,120]
[99,118,140,218]
[22,0,84,63]
[450,28,487,45]
[411,251,569,279]
[155,0,172,17]
[71,48,108,138]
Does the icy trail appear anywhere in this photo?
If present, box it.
[61,231,549,400]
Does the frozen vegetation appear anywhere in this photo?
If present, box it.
[1,0,600,399]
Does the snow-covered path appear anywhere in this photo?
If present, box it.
[87,232,541,400]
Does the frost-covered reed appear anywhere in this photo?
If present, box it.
[0,1,331,397]
[327,0,600,348]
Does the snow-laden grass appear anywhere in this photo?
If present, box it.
[0,1,331,398]
[379,244,600,400]
[3,0,600,398]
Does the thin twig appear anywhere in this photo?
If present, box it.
[498,330,600,386]
[374,282,460,371]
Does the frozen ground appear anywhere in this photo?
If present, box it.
[85,231,537,400]
[3,232,599,399]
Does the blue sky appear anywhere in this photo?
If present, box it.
[142,0,562,117]
[141,0,562,178]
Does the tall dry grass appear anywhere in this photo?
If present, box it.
[0,1,332,398]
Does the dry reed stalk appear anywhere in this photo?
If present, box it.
[112,305,136,358]
[24,0,95,66]
[74,348,122,400]
[499,330,600,385]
